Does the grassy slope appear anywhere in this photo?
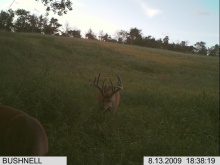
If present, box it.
[0,32,219,164]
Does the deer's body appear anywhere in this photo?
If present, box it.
[0,105,48,156]
[98,86,121,114]
[91,74,123,115]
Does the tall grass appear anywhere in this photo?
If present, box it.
[0,31,219,164]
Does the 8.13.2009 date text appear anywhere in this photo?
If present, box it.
[148,157,182,164]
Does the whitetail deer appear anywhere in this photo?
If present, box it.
[90,74,123,115]
[0,105,48,156]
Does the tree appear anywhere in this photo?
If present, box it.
[85,29,96,40]
[163,36,169,48]
[14,9,31,32]
[37,15,48,33]
[167,42,175,51]
[103,33,109,41]
[143,35,157,48]
[116,30,128,44]
[178,41,195,53]
[98,31,116,42]
[28,14,42,33]
[156,38,163,48]
[208,44,219,56]
[103,33,111,41]
[179,41,187,52]
[0,9,14,31]
[98,30,104,41]
[44,17,62,34]
[187,46,195,53]
[194,41,207,55]
[127,27,142,45]
[1,8,62,34]
[61,21,71,36]
[68,29,81,38]
[36,0,73,16]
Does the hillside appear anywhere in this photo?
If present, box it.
[0,31,219,164]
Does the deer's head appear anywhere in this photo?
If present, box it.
[91,74,123,113]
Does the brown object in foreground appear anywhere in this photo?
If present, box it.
[0,105,48,156]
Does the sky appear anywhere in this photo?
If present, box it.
[0,0,219,47]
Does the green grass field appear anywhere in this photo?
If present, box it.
[0,31,219,164]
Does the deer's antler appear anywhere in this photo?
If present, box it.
[110,74,123,97]
[90,74,106,96]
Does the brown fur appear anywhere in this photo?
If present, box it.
[0,105,48,156]
[98,86,120,114]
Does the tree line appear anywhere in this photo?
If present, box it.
[0,9,219,56]
[0,9,61,34]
